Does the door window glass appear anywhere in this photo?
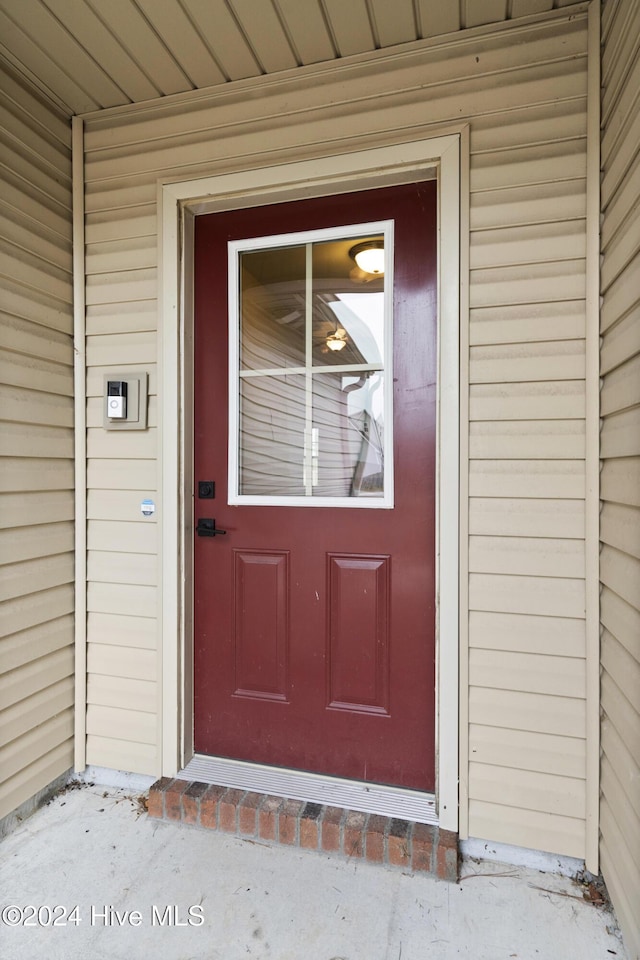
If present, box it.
[229,221,393,507]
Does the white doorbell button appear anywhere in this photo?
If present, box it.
[106,380,128,419]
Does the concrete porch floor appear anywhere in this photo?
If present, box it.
[0,782,629,960]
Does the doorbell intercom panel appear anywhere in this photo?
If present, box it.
[107,380,127,419]
[103,372,148,431]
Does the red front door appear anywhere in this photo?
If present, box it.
[193,183,436,791]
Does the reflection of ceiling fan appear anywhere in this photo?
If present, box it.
[325,327,348,351]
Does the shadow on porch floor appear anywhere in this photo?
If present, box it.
[0,783,628,960]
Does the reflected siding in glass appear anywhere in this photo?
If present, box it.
[312,372,384,498]
[239,374,305,496]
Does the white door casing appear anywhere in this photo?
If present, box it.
[158,133,465,832]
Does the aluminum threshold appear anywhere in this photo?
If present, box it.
[179,754,437,825]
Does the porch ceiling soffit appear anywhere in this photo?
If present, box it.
[0,0,584,117]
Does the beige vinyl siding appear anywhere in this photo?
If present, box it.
[0,60,74,821]
[467,8,589,856]
[83,244,158,772]
[81,9,592,853]
[599,1,640,956]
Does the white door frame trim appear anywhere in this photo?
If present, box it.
[159,133,462,832]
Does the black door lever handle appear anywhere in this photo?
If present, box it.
[196,518,227,537]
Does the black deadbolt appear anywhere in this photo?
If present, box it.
[198,480,215,499]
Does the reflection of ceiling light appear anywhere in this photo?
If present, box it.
[349,240,384,275]
[326,328,347,351]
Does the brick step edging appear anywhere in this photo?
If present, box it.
[148,778,458,881]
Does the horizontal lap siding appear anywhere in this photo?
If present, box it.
[466,11,588,856]
[0,62,74,821]
[83,250,158,772]
[599,2,640,956]
[82,13,590,841]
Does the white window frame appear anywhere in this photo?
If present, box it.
[228,220,394,508]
